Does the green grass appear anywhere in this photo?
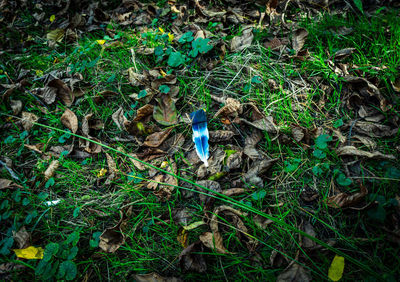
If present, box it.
[1,4,400,281]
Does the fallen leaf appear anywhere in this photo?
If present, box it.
[143,128,173,147]
[334,48,356,61]
[12,227,30,249]
[47,79,74,106]
[128,68,146,86]
[159,133,185,155]
[10,100,23,115]
[302,221,317,249]
[230,26,253,52]
[46,29,65,45]
[243,158,278,187]
[112,107,128,131]
[196,180,221,205]
[222,188,246,196]
[44,160,60,181]
[60,108,78,134]
[391,77,400,92]
[214,98,241,118]
[241,117,278,133]
[277,263,311,282]
[182,221,206,231]
[179,241,207,273]
[153,94,178,126]
[0,179,22,190]
[132,272,182,282]
[177,228,189,248]
[336,146,395,160]
[13,246,44,259]
[21,112,39,131]
[133,104,154,122]
[209,130,235,142]
[328,255,345,282]
[352,121,398,138]
[199,232,228,254]
[292,28,308,54]
[326,184,368,208]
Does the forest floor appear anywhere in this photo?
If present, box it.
[1,0,400,281]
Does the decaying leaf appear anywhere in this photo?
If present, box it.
[0,179,22,190]
[99,206,132,253]
[133,104,154,122]
[352,121,398,138]
[112,108,128,131]
[147,159,178,200]
[277,263,311,282]
[334,48,356,61]
[132,272,182,282]
[226,150,242,170]
[336,146,395,160]
[214,98,241,118]
[230,26,253,52]
[48,79,74,106]
[13,246,44,260]
[153,94,178,126]
[391,76,400,92]
[209,130,235,142]
[179,241,207,273]
[44,160,60,181]
[292,28,308,54]
[177,228,189,248]
[243,158,278,187]
[10,100,23,115]
[326,184,368,208]
[21,111,39,131]
[143,128,173,147]
[128,68,146,86]
[159,133,185,155]
[302,221,317,249]
[12,227,30,249]
[47,29,65,45]
[241,117,278,133]
[60,108,78,134]
[199,231,228,254]
[196,180,221,205]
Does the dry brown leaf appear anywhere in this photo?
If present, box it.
[241,117,278,133]
[243,158,278,187]
[10,100,23,115]
[60,108,78,134]
[48,79,74,106]
[132,273,182,282]
[159,133,185,155]
[133,104,154,122]
[148,159,177,200]
[253,214,273,229]
[112,107,128,131]
[326,184,368,208]
[179,241,207,273]
[222,188,245,196]
[153,94,178,126]
[302,221,317,249]
[292,28,308,54]
[352,121,398,138]
[177,227,189,248]
[214,98,241,118]
[44,160,60,181]
[230,26,253,52]
[277,263,311,282]
[0,179,22,190]
[128,68,146,86]
[334,48,356,61]
[199,232,228,254]
[196,180,221,204]
[21,112,38,131]
[99,206,132,253]
[12,227,29,249]
[226,151,242,170]
[337,146,395,160]
[143,128,173,148]
[129,153,146,171]
[391,77,400,92]
[209,130,235,142]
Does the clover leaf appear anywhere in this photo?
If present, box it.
[167,51,185,67]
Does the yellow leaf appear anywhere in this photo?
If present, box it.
[177,228,188,247]
[168,32,174,42]
[97,168,107,178]
[160,69,167,77]
[328,255,345,281]
[96,40,106,45]
[46,29,65,42]
[158,27,165,33]
[35,70,43,77]
[182,220,206,230]
[13,246,44,259]
[49,15,55,22]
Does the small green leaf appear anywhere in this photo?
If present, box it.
[154,46,164,56]
[251,190,266,201]
[167,52,185,67]
[178,31,194,43]
[58,261,77,281]
[158,85,170,94]
[67,246,78,260]
[35,259,49,275]
[315,134,332,149]
[312,166,323,176]
[45,177,55,189]
[333,119,344,128]
[251,76,262,84]
[66,231,80,246]
[284,158,301,172]
[313,149,326,159]
[89,231,102,248]
[353,0,364,13]
[43,242,59,262]
[73,207,80,218]
[367,204,386,222]
[336,173,352,186]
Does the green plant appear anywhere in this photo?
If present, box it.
[35,231,80,280]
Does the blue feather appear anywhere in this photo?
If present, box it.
[190,110,209,167]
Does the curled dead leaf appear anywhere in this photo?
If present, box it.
[47,79,74,106]
[21,112,39,131]
[133,104,154,122]
[337,146,395,160]
[209,130,235,142]
[326,184,368,209]
[179,241,207,273]
[241,117,278,133]
[60,108,78,134]
[12,227,30,249]
[214,98,241,118]
[230,26,253,52]
[44,160,60,181]
[143,128,173,148]
[112,107,128,131]
[292,28,308,54]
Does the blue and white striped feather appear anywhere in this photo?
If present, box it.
[190,110,209,167]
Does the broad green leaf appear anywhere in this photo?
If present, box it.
[66,231,80,246]
[251,76,262,84]
[178,31,194,43]
[251,190,266,201]
[35,259,49,275]
[315,134,332,149]
[67,246,78,260]
[13,246,44,259]
[313,149,326,159]
[43,242,59,262]
[158,85,170,94]
[167,52,185,67]
[328,255,345,281]
[336,173,352,186]
[73,207,80,218]
[333,119,344,128]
